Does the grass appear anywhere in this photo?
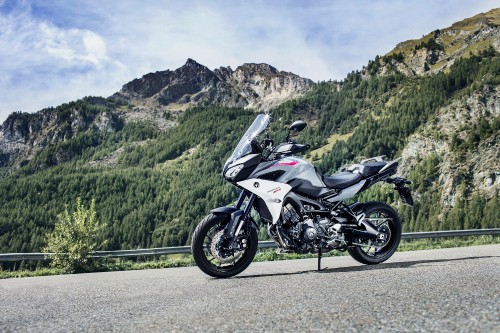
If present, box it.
[155,146,197,171]
[398,235,499,251]
[450,9,500,31]
[0,267,65,279]
[307,132,353,162]
[1,235,498,279]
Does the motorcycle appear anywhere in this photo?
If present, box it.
[191,114,413,278]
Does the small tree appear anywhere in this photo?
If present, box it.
[43,198,107,273]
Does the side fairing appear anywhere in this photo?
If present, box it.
[251,157,326,187]
[237,179,292,224]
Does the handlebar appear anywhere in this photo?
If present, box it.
[292,144,310,154]
[266,142,310,160]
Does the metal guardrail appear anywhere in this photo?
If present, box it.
[0,228,498,262]
[400,229,500,239]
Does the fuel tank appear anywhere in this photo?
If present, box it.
[250,157,327,198]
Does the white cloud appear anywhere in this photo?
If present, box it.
[0,0,499,123]
[2,13,109,68]
[82,31,107,66]
[0,3,130,121]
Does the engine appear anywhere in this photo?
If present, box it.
[269,203,344,253]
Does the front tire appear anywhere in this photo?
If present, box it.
[191,214,258,278]
[348,202,402,265]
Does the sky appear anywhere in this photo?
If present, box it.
[0,0,499,123]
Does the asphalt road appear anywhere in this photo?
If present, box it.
[1,244,499,333]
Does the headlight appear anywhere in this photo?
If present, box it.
[224,164,244,179]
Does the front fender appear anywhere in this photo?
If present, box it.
[211,206,240,215]
[210,206,258,232]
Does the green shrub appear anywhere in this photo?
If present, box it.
[42,198,107,273]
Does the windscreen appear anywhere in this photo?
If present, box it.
[224,114,270,169]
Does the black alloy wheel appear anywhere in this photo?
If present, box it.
[347,201,402,265]
[191,213,258,278]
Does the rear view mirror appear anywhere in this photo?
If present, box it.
[289,120,307,132]
[286,120,307,142]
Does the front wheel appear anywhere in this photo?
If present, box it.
[191,214,258,278]
[348,202,402,265]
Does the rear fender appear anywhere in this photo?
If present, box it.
[348,202,364,215]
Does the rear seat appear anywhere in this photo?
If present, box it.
[347,162,386,177]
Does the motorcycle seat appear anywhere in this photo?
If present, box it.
[347,162,386,177]
[323,172,363,189]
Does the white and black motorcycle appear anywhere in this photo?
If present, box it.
[192,114,413,278]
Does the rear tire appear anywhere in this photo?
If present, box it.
[348,202,402,265]
[191,214,258,278]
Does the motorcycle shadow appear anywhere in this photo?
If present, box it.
[235,255,497,279]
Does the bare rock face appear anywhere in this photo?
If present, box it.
[399,85,500,206]
[229,63,314,111]
[114,59,314,112]
[0,100,121,167]
[366,8,500,77]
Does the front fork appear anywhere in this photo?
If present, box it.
[225,190,256,248]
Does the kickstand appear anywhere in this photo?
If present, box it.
[317,247,322,271]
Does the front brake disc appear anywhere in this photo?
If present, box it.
[210,230,243,263]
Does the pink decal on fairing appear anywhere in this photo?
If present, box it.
[270,160,298,168]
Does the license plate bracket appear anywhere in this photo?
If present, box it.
[397,186,413,206]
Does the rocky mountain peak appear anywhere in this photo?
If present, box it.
[175,58,213,76]
[114,59,314,112]
[119,70,173,99]
[364,8,500,77]
[184,58,202,66]
[236,63,279,76]
[213,66,233,80]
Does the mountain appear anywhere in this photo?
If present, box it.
[112,59,314,127]
[0,60,314,169]
[400,85,499,202]
[0,98,123,169]
[388,9,500,224]
[116,59,314,109]
[0,9,498,255]
[364,8,500,77]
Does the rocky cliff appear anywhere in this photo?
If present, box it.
[399,84,499,206]
[114,59,314,118]
[383,9,500,209]
[365,8,500,77]
[0,97,121,167]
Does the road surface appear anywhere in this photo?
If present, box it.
[1,245,499,332]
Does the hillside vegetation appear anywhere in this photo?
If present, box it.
[0,10,499,255]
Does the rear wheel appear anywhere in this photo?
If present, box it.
[191,214,258,278]
[348,202,402,265]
